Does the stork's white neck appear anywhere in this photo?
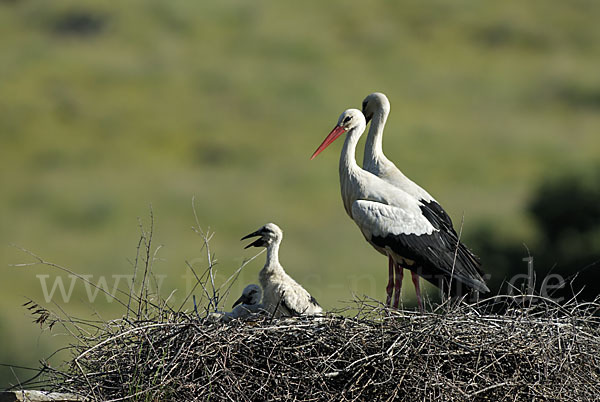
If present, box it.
[363,107,389,168]
[260,239,282,277]
[360,106,436,203]
[339,122,367,216]
[266,240,280,265]
[339,125,364,177]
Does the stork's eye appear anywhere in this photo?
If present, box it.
[343,115,352,124]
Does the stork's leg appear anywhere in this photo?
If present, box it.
[392,262,403,308]
[385,256,394,306]
[411,272,424,312]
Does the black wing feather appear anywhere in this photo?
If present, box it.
[421,200,455,233]
[279,292,320,317]
[418,201,484,281]
[280,297,303,317]
[372,225,488,294]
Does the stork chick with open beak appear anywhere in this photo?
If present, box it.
[242,223,323,318]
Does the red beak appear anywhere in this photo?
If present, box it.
[310,125,347,160]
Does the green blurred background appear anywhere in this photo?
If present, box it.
[2,0,599,388]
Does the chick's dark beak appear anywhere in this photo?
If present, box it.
[241,230,266,249]
[232,293,250,308]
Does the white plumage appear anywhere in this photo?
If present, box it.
[206,284,264,323]
[221,284,264,322]
[242,223,323,318]
[311,108,488,310]
[352,200,435,238]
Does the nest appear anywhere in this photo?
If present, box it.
[13,218,600,401]
[20,296,595,401]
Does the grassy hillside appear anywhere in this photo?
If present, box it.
[1,0,599,388]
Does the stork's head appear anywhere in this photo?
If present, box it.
[310,108,366,159]
[241,222,283,249]
[361,92,390,124]
[232,284,262,308]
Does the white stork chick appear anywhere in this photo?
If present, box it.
[311,108,489,310]
[221,284,264,323]
[241,223,323,318]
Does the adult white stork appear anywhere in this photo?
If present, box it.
[361,92,483,309]
[242,223,323,318]
[311,108,489,309]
